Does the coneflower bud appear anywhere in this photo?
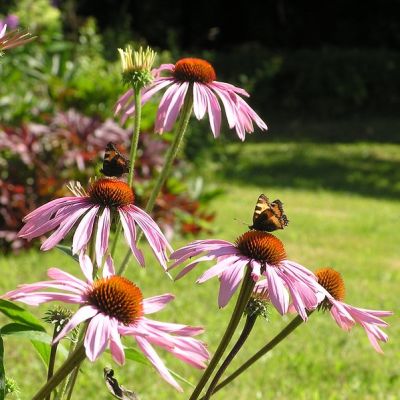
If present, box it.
[118,45,156,90]
[245,290,270,320]
[43,306,74,335]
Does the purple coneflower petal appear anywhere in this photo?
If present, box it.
[72,206,99,255]
[135,336,183,392]
[143,294,175,314]
[85,313,112,362]
[95,207,110,267]
[218,261,245,307]
[119,209,145,267]
[54,305,98,343]
[265,266,289,316]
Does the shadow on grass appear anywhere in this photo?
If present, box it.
[220,142,400,200]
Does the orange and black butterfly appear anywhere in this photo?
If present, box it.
[100,142,130,178]
[249,194,289,232]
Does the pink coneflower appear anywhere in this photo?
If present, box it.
[115,58,268,141]
[18,179,172,270]
[169,231,318,319]
[0,24,35,51]
[3,257,209,391]
[315,268,393,353]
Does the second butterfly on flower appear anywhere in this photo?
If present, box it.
[169,230,319,319]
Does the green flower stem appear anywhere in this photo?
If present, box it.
[189,266,255,400]
[32,343,86,400]
[112,88,142,259]
[117,90,194,275]
[45,326,60,400]
[127,89,142,187]
[209,313,311,396]
[64,364,80,400]
[202,313,257,400]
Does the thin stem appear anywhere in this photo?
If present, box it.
[45,326,59,400]
[189,266,255,400]
[54,340,75,400]
[65,365,80,400]
[117,90,194,275]
[127,89,142,187]
[202,314,257,400]
[32,344,86,400]
[210,313,310,396]
[112,89,142,258]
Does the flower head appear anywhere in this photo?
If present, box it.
[169,231,318,319]
[118,45,157,90]
[3,257,209,391]
[18,179,172,271]
[115,57,268,141]
[315,267,393,353]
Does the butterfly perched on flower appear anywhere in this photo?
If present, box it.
[249,194,289,232]
[100,142,130,178]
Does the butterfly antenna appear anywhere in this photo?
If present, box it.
[233,218,250,226]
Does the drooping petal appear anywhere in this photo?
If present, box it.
[265,266,289,316]
[95,207,111,267]
[84,313,112,362]
[218,261,246,307]
[40,206,91,251]
[54,305,98,343]
[193,82,208,119]
[196,255,241,283]
[135,336,183,392]
[143,294,175,314]
[109,318,125,365]
[78,252,95,283]
[119,209,145,267]
[72,206,99,255]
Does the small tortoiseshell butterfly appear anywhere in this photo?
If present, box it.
[100,142,130,178]
[249,194,289,232]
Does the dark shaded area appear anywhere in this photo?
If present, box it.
[220,143,400,200]
[72,0,400,50]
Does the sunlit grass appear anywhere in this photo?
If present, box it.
[0,141,399,399]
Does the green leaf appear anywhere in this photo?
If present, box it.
[1,323,52,343]
[31,340,51,366]
[0,322,52,366]
[0,336,5,400]
[124,348,150,366]
[0,300,45,331]
[56,245,79,262]
[124,347,194,387]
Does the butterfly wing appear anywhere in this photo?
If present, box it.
[249,194,289,231]
[100,142,130,178]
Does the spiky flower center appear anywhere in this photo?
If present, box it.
[87,276,143,325]
[315,268,346,301]
[88,178,134,207]
[235,231,286,265]
[173,58,216,83]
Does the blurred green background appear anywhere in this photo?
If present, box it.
[0,0,399,399]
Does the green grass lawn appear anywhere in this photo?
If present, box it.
[1,141,399,399]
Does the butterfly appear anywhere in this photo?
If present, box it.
[100,142,130,178]
[249,194,289,232]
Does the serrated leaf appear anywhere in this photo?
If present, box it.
[56,245,79,262]
[0,336,5,400]
[0,300,44,331]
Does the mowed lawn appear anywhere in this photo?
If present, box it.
[0,141,399,399]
